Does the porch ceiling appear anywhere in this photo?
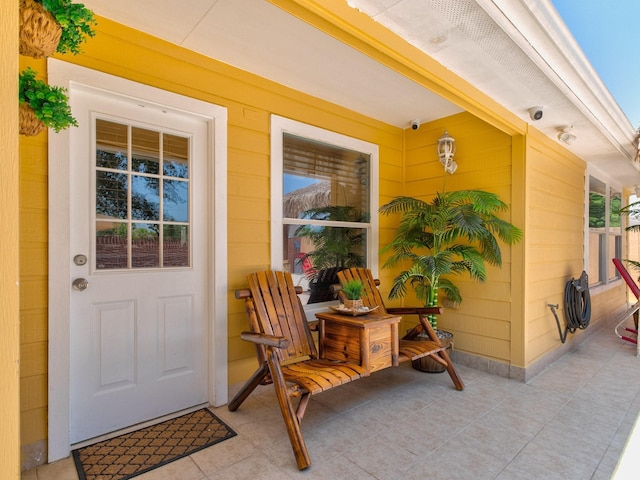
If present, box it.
[80,0,640,188]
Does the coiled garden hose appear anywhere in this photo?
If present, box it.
[548,271,591,343]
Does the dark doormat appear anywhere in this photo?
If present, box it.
[72,408,237,480]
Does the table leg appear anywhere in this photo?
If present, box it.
[318,319,325,358]
[391,322,399,366]
[360,327,370,376]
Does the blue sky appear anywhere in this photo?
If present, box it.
[552,0,640,128]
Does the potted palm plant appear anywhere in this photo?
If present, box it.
[379,190,522,369]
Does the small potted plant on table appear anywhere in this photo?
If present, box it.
[341,279,364,310]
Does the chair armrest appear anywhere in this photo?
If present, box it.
[386,306,443,315]
[396,308,444,345]
[240,331,290,349]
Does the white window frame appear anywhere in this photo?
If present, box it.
[270,115,379,316]
[585,166,623,291]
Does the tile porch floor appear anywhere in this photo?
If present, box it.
[24,318,640,480]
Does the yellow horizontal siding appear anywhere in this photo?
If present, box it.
[523,130,587,365]
[20,343,47,378]
[19,211,48,243]
[21,406,47,446]
[20,376,47,411]
[454,332,511,362]
[20,311,47,344]
[19,278,47,311]
[20,246,47,277]
[2,0,20,471]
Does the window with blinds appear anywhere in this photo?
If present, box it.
[281,133,371,304]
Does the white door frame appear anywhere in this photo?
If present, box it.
[47,59,228,461]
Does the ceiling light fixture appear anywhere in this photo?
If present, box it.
[437,130,457,174]
[429,33,449,45]
[557,126,576,145]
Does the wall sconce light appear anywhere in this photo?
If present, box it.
[437,130,457,174]
[557,126,576,145]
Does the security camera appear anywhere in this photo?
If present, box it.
[528,106,543,121]
[410,119,421,130]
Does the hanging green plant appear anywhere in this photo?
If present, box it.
[19,0,97,57]
[19,67,78,135]
[30,0,97,55]
[19,0,62,58]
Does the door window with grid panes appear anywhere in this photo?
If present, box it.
[95,119,191,270]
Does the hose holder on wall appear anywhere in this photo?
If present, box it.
[548,271,591,343]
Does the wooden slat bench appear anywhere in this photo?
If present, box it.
[228,270,365,470]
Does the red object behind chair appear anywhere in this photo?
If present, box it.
[612,258,640,299]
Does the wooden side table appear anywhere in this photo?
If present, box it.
[315,311,401,376]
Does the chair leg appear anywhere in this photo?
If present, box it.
[296,393,311,423]
[437,348,464,391]
[417,314,464,391]
[228,362,270,411]
[266,353,312,470]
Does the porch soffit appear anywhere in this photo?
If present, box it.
[79,0,640,187]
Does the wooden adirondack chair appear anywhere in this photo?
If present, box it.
[337,267,464,391]
[228,270,366,470]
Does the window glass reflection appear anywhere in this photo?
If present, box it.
[131,127,160,174]
[282,134,369,219]
[96,171,128,220]
[164,225,189,267]
[281,133,370,305]
[284,224,367,304]
[132,176,159,221]
[96,221,128,269]
[131,223,159,268]
[96,119,128,170]
[164,134,189,178]
[163,179,188,222]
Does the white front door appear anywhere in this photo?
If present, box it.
[67,87,209,443]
